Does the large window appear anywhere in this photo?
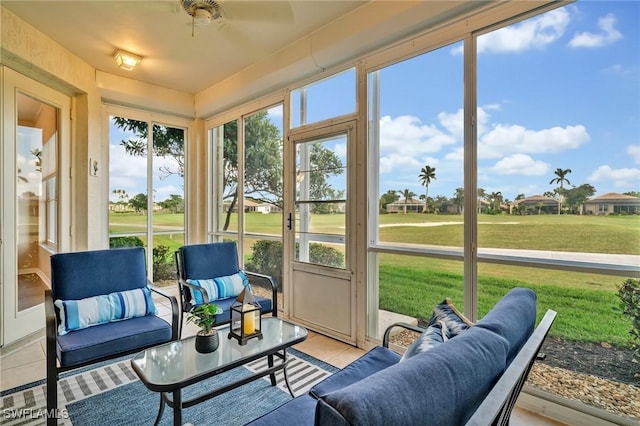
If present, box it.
[367,41,465,338]
[108,113,186,282]
[209,105,285,301]
[367,1,639,421]
[475,3,639,416]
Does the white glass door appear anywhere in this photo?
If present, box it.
[1,67,70,346]
[287,121,355,344]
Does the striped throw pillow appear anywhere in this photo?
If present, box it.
[186,278,219,305]
[54,287,157,335]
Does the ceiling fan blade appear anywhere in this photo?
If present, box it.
[221,0,293,23]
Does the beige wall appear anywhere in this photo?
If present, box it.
[1,6,200,249]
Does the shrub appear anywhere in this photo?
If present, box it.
[245,240,345,290]
[109,236,144,248]
[617,278,640,360]
[245,240,284,288]
[109,237,174,281]
[152,245,175,281]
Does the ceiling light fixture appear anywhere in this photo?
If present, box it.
[113,49,142,71]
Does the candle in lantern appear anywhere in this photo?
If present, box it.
[243,304,255,334]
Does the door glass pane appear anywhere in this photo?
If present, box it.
[16,92,57,311]
[109,116,149,253]
[151,124,185,283]
[294,135,347,268]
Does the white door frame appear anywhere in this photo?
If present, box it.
[285,118,357,344]
[1,67,71,346]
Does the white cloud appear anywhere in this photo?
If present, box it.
[587,165,640,189]
[569,13,622,48]
[378,115,456,172]
[491,154,550,176]
[109,144,147,200]
[471,8,570,54]
[605,64,637,76]
[479,123,590,159]
[154,184,182,202]
[627,145,640,165]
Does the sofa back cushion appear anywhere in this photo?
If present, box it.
[51,247,148,300]
[316,326,509,426]
[475,287,537,364]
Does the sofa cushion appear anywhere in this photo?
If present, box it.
[56,315,172,367]
[309,346,400,399]
[54,287,157,335]
[400,319,448,362]
[316,326,509,426]
[475,287,537,364]
[427,298,473,337]
[246,393,317,426]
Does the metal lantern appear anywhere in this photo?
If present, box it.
[228,287,263,345]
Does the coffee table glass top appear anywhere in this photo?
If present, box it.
[131,317,307,389]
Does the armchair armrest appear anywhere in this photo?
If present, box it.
[45,289,59,416]
[178,277,213,305]
[382,322,425,348]
[244,270,278,316]
[147,280,180,341]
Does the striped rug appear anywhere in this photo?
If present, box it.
[1,350,336,425]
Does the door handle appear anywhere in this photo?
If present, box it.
[287,212,292,230]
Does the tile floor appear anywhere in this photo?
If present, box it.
[0,288,564,425]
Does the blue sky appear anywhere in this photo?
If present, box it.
[373,1,639,201]
[110,1,639,204]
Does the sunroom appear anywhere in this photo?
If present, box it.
[1,1,639,425]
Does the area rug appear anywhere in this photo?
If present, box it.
[1,349,338,426]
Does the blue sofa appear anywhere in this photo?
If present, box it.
[248,288,555,426]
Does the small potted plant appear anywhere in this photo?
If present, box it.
[186,304,221,353]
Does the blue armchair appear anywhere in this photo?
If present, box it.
[174,241,278,337]
[46,247,179,425]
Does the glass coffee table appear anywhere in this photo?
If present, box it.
[131,317,308,426]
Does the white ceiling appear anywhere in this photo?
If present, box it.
[2,0,368,94]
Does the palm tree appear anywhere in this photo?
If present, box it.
[549,168,571,215]
[453,187,464,214]
[477,187,486,214]
[397,188,416,214]
[489,191,503,211]
[418,165,436,213]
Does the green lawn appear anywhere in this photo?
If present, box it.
[109,211,639,346]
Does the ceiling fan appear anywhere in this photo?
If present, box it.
[181,0,222,28]
[180,0,294,34]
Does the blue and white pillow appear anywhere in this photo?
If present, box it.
[54,287,157,336]
[186,278,219,305]
[400,320,449,362]
[187,271,250,304]
[215,271,249,299]
[427,298,474,338]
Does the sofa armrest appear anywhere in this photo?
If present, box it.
[148,280,180,341]
[382,322,425,348]
[465,309,557,426]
